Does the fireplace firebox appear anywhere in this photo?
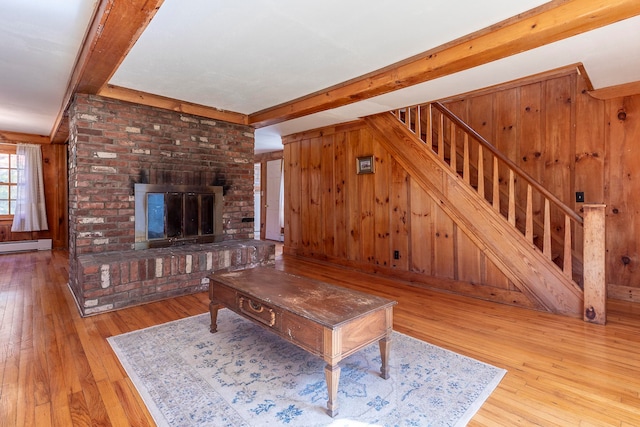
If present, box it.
[134,184,224,249]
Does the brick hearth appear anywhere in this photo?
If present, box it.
[77,240,274,315]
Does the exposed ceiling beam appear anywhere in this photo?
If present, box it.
[50,0,164,142]
[248,0,640,128]
[75,0,164,94]
[43,0,640,145]
[99,85,249,125]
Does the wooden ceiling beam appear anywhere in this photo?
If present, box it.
[249,0,640,128]
[75,0,164,94]
[50,0,164,142]
[99,85,249,125]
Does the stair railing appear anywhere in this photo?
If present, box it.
[391,102,606,323]
[392,102,583,278]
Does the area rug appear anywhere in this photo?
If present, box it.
[108,309,506,426]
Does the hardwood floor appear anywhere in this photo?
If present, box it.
[1,249,640,426]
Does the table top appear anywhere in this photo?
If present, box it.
[210,267,396,328]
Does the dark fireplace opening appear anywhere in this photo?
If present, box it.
[135,184,224,249]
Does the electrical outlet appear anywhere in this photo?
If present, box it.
[576,192,585,203]
[393,250,400,260]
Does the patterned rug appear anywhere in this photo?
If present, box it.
[108,309,506,426]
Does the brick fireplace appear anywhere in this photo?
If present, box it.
[68,94,274,316]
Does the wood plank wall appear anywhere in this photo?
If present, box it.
[606,93,640,301]
[283,121,531,308]
[283,68,640,306]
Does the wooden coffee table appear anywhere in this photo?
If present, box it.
[208,267,396,417]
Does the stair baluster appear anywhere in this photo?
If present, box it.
[388,101,606,323]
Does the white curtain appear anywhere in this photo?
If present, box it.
[11,144,48,232]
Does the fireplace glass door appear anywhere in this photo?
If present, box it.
[135,184,223,249]
[145,191,216,242]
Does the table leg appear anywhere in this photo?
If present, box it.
[209,301,220,333]
[379,336,391,379]
[324,363,340,417]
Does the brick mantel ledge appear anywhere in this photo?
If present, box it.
[75,240,275,316]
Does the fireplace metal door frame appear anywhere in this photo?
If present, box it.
[134,184,224,249]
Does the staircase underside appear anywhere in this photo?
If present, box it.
[364,112,583,317]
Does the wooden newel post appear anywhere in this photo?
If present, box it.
[582,204,606,324]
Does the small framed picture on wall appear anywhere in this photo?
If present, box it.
[356,155,375,174]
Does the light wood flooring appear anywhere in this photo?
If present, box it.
[1,249,640,426]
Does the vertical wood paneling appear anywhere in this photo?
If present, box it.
[284,143,300,251]
[519,82,545,251]
[569,74,578,225]
[446,100,467,120]
[454,96,491,283]
[333,132,348,259]
[409,178,432,274]
[488,89,518,288]
[359,129,376,264]
[455,228,481,282]
[518,82,544,176]
[321,135,335,256]
[346,130,361,262]
[484,256,512,290]
[390,159,410,270]
[45,144,68,248]
[544,76,573,259]
[495,89,518,209]
[447,100,466,173]
[282,71,640,303]
[448,99,482,284]
[299,139,311,255]
[574,76,605,258]
[373,138,391,267]
[433,203,455,280]
[495,89,519,157]
[575,79,605,203]
[469,94,495,204]
[605,95,640,288]
[308,138,323,255]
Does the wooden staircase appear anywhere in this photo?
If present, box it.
[364,104,606,321]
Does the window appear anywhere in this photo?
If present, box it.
[0,146,18,218]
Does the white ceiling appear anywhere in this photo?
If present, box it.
[0,0,97,135]
[1,1,640,153]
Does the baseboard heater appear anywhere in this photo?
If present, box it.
[0,239,52,253]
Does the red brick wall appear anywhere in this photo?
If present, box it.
[68,94,255,255]
[67,94,261,314]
